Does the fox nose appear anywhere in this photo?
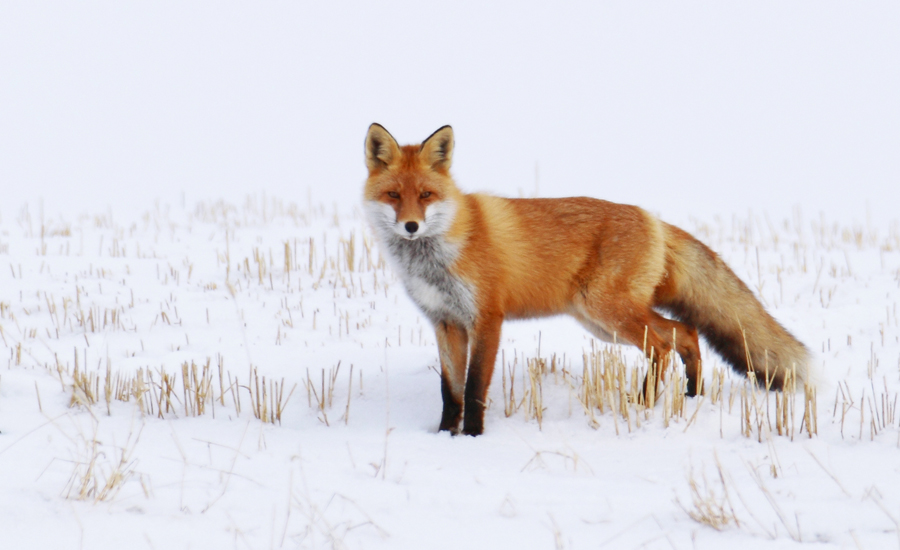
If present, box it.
[405,221,419,234]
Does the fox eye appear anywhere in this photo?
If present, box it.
[420,191,432,199]
[387,191,400,199]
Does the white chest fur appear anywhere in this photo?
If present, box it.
[365,200,476,326]
[392,237,475,326]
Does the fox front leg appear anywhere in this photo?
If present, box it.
[462,313,503,436]
[436,321,468,434]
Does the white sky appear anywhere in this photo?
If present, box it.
[1,2,898,223]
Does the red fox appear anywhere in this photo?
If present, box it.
[363,123,811,436]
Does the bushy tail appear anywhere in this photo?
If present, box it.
[657,224,812,390]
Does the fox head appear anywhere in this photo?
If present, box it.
[363,124,460,241]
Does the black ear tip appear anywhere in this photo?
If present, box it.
[421,125,455,149]
[368,123,388,137]
[367,123,398,146]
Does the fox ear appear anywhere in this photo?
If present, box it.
[365,123,400,173]
[419,125,454,172]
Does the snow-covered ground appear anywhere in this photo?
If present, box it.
[1,196,899,549]
[2,3,899,549]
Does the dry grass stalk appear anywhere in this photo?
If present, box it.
[501,352,524,418]
[342,364,354,425]
[709,366,726,405]
[578,344,684,431]
[181,360,214,417]
[341,231,356,272]
[844,376,900,440]
[247,366,296,425]
[69,362,100,409]
[526,357,545,429]
[502,341,701,433]
[496,337,821,443]
[304,364,343,426]
[746,461,802,541]
[284,240,292,274]
[60,353,299,425]
[499,351,550,425]
[63,422,144,503]
[801,383,817,437]
[731,361,817,442]
[679,455,740,531]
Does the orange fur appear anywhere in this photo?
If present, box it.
[363,123,811,436]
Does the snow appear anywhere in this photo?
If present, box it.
[2,2,900,549]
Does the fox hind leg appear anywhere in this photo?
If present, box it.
[642,311,703,397]
[575,299,702,401]
[626,312,702,401]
